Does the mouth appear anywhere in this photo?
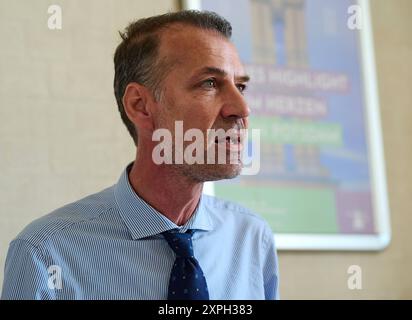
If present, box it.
[214,133,243,152]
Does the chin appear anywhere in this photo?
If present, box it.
[185,163,243,182]
[215,164,242,180]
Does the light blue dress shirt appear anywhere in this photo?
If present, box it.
[1,163,279,300]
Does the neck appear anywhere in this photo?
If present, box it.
[128,147,203,226]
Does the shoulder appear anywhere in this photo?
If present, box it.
[12,186,115,248]
[201,194,274,237]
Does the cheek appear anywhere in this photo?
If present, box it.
[184,95,221,123]
[164,87,221,130]
[182,106,218,132]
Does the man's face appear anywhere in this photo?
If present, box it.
[151,24,250,182]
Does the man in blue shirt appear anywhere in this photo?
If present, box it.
[1,10,279,300]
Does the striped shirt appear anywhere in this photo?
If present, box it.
[1,163,279,300]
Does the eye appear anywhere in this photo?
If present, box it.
[236,83,247,94]
[201,78,217,89]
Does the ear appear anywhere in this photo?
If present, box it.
[122,83,155,132]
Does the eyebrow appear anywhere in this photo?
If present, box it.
[192,66,250,83]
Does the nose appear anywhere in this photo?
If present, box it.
[220,84,250,120]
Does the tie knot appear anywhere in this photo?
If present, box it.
[163,230,194,258]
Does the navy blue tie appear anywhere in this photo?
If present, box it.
[163,229,209,300]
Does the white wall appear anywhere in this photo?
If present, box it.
[0,0,176,290]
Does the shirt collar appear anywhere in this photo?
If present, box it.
[114,162,213,240]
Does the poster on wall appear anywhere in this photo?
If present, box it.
[185,0,390,250]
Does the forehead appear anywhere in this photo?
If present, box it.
[157,24,245,76]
